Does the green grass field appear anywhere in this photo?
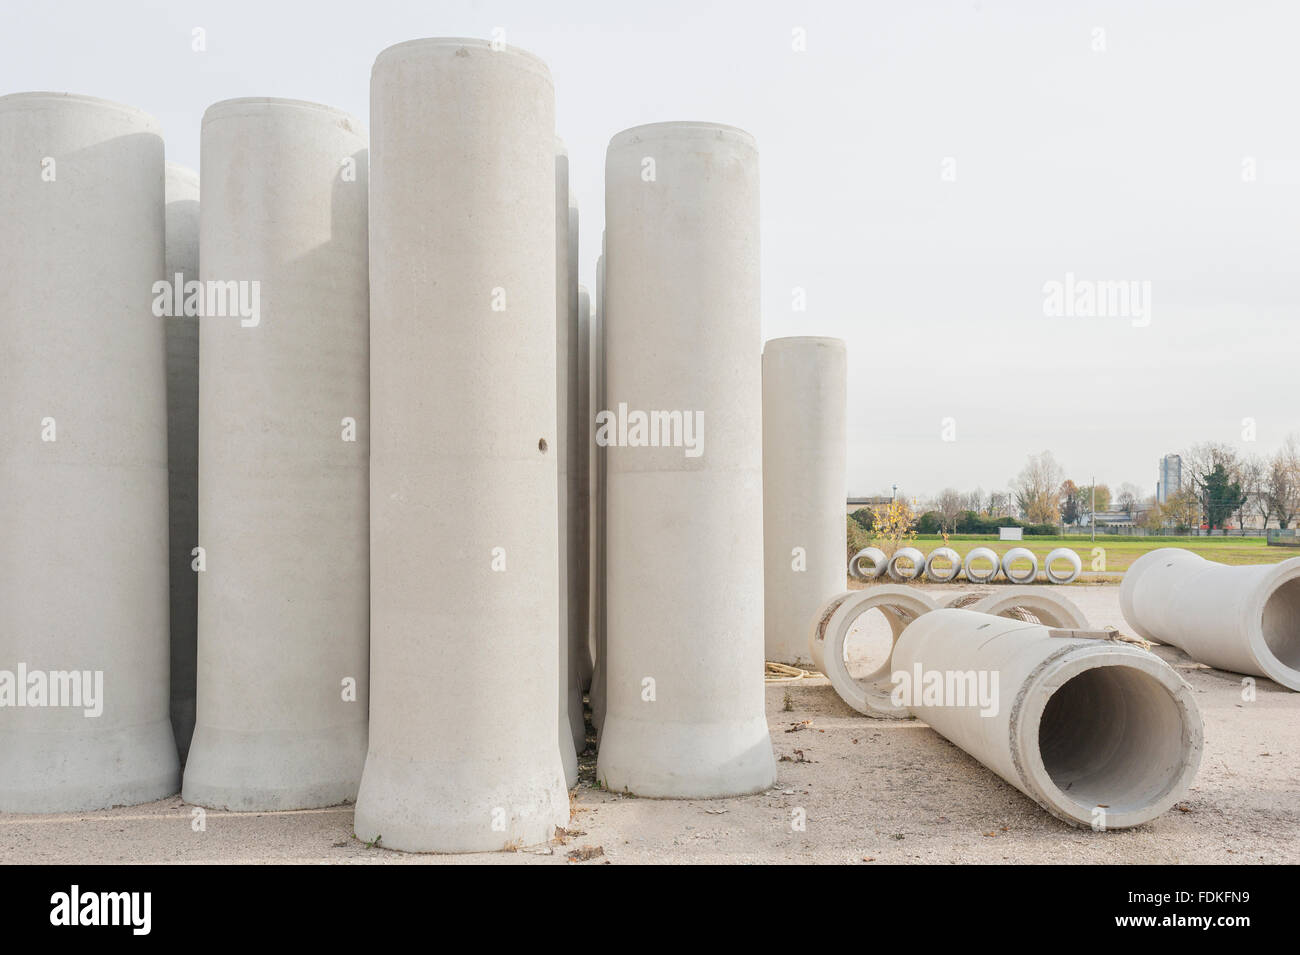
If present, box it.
[902,535,1287,574]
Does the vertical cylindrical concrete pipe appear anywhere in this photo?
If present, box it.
[183,98,370,810]
[0,92,179,811]
[553,143,579,787]
[589,247,608,738]
[761,337,847,666]
[164,162,200,764]
[1121,548,1300,690]
[894,609,1203,828]
[598,123,776,796]
[576,280,593,693]
[566,196,587,745]
[359,38,569,851]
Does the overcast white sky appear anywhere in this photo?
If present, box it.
[4,1,1296,500]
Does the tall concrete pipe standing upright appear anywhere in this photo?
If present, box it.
[568,199,591,709]
[576,280,593,692]
[553,143,579,787]
[164,162,200,764]
[893,609,1203,829]
[183,98,370,810]
[1121,548,1300,690]
[358,38,569,851]
[0,92,179,811]
[589,246,608,738]
[597,123,776,796]
[762,336,847,666]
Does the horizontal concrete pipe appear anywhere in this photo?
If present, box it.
[1121,549,1300,691]
[962,546,1001,584]
[924,547,962,583]
[1044,547,1082,585]
[808,586,939,716]
[849,546,886,581]
[946,587,1090,630]
[894,608,1204,829]
[1001,546,1039,584]
[886,546,925,582]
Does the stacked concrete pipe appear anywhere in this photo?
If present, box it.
[886,546,925,582]
[1121,548,1300,691]
[357,38,569,851]
[762,336,847,666]
[894,608,1204,829]
[183,98,370,811]
[597,122,776,797]
[808,585,939,716]
[849,546,886,581]
[0,92,179,811]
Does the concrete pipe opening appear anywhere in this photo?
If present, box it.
[1032,660,1197,823]
[1261,576,1300,671]
[1044,547,1082,585]
[964,587,1090,630]
[849,546,885,581]
[963,546,1000,584]
[808,586,938,717]
[924,547,962,583]
[886,547,925,582]
[1120,550,1300,691]
[1001,547,1038,584]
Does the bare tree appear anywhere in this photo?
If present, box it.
[987,491,1013,518]
[934,488,965,534]
[1266,436,1300,529]
[1239,455,1269,530]
[1116,482,1142,519]
[1011,451,1065,524]
[964,487,987,515]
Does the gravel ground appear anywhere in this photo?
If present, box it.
[2,583,1296,865]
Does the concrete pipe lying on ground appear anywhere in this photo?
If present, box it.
[849,546,886,581]
[893,608,1204,829]
[809,585,939,716]
[963,546,1001,584]
[947,586,1090,629]
[886,546,926,582]
[1120,548,1300,691]
[1001,546,1039,584]
[1044,547,1082,585]
[924,547,962,583]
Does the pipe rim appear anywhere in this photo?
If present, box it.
[849,546,886,581]
[886,546,925,582]
[1247,558,1300,690]
[371,37,554,81]
[1043,547,1082,585]
[0,91,160,129]
[810,586,937,716]
[1013,645,1203,829]
[924,547,962,582]
[609,121,756,150]
[965,587,1090,629]
[964,546,1000,583]
[1001,546,1039,584]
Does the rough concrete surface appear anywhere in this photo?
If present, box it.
[2,585,1296,864]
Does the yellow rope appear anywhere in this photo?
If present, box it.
[765,662,818,683]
